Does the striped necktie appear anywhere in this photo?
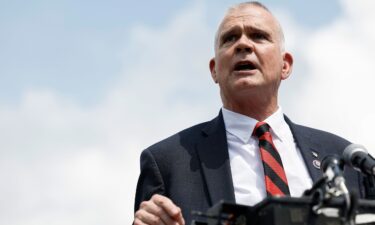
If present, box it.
[253,121,290,196]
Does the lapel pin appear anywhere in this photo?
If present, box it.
[313,159,321,169]
[312,151,318,158]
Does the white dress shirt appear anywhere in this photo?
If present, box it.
[222,107,313,206]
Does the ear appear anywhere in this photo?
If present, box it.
[281,52,293,80]
[209,58,218,83]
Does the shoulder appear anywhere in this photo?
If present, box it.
[285,116,351,153]
[147,121,207,151]
[141,114,221,159]
[295,123,349,143]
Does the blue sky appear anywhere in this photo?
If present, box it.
[0,0,342,105]
[1,1,375,225]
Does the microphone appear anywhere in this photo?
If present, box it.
[321,155,344,181]
[321,155,349,195]
[342,144,375,176]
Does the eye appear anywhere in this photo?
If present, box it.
[222,34,238,45]
[225,35,237,42]
[252,32,268,41]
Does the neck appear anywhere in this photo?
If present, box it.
[222,96,279,121]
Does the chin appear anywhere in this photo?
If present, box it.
[234,78,260,89]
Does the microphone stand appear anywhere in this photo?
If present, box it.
[303,156,357,225]
[363,174,375,200]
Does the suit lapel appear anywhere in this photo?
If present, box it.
[196,111,235,206]
[285,116,324,183]
[195,113,326,205]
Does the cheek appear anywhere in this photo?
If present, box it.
[217,49,232,66]
[261,51,284,71]
[216,56,231,75]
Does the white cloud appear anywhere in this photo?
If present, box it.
[283,0,375,152]
[1,1,375,225]
[0,3,219,225]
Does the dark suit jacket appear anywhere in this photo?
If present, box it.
[134,111,365,224]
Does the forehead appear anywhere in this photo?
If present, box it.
[218,6,278,35]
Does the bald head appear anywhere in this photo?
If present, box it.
[214,2,285,53]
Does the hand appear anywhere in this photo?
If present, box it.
[134,194,185,225]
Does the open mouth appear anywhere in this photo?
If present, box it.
[234,61,257,71]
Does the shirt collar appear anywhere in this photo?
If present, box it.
[222,107,285,143]
[263,107,285,141]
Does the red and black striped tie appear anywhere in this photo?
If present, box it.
[253,122,290,196]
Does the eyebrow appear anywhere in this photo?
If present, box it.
[219,25,272,44]
[247,26,270,36]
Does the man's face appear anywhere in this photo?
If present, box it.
[210,5,292,104]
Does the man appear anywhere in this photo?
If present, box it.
[133,2,365,225]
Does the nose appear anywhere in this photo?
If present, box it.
[235,35,253,54]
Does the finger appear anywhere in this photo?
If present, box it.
[135,209,167,225]
[141,200,177,225]
[152,194,185,225]
[133,217,147,225]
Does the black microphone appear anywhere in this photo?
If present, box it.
[321,155,344,181]
[321,155,343,177]
[342,144,375,176]
[321,155,350,197]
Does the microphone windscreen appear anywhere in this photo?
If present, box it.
[342,143,368,167]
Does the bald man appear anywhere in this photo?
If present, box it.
[133,2,365,225]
